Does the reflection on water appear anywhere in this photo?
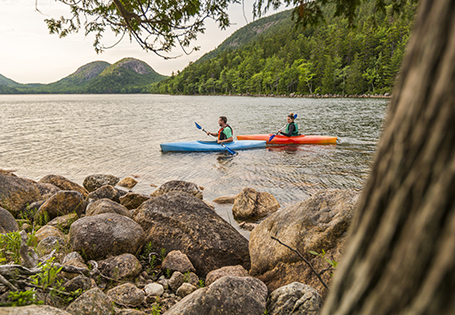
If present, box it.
[0,94,388,238]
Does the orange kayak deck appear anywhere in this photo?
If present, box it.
[236,134,337,145]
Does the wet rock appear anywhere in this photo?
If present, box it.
[47,213,79,233]
[66,287,114,315]
[0,207,19,233]
[83,174,120,193]
[36,190,86,220]
[144,283,164,296]
[133,192,250,277]
[267,282,321,315]
[39,174,88,197]
[249,189,359,295]
[205,265,249,286]
[239,221,258,231]
[86,198,132,218]
[69,213,145,260]
[107,283,145,307]
[119,192,150,210]
[64,275,93,293]
[212,194,237,204]
[0,174,42,216]
[164,276,268,315]
[176,283,197,298]
[87,185,126,203]
[162,250,196,274]
[117,177,138,189]
[0,305,72,314]
[98,253,142,281]
[150,180,203,199]
[232,188,280,220]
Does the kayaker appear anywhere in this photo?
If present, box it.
[207,116,233,143]
[278,113,299,137]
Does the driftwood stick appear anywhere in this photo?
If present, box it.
[271,236,329,290]
[0,274,18,291]
[0,263,89,277]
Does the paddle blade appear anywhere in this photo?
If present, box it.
[268,134,276,143]
[225,146,237,155]
[294,114,297,119]
[195,122,202,130]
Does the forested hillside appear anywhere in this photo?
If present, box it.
[152,1,416,96]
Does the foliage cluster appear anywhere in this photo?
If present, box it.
[153,1,416,96]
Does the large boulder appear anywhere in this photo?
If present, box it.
[0,174,42,216]
[266,282,321,315]
[66,287,114,315]
[86,198,132,218]
[164,276,268,315]
[69,213,145,260]
[232,188,280,219]
[86,185,127,203]
[36,191,86,220]
[133,192,250,276]
[249,189,358,295]
[150,180,203,199]
[83,174,120,193]
[0,305,72,315]
[39,175,88,197]
[0,207,19,233]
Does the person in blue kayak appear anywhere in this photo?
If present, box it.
[207,116,233,143]
[278,113,299,137]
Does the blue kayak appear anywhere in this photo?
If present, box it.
[160,140,266,152]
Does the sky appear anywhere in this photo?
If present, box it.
[0,0,285,84]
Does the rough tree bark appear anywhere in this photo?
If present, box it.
[321,0,455,314]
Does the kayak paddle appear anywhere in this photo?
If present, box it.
[194,122,237,155]
[268,114,298,143]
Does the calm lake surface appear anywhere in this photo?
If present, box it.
[0,94,388,237]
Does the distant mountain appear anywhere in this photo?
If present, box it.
[197,10,292,63]
[0,58,167,94]
[0,74,21,87]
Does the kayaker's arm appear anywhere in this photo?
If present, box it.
[217,136,233,143]
[207,131,217,137]
[279,123,296,137]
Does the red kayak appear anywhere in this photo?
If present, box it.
[236,134,337,145]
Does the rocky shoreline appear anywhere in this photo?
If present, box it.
[0,170,359,315]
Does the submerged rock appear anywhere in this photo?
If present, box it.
[232,188,280,219]
[117,177,138,189]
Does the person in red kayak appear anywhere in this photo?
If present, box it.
[207,116,234,143]
[278,113,299,137]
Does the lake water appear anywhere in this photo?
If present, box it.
[0,94,388,238]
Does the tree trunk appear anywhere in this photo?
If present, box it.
[322,1,455,314]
